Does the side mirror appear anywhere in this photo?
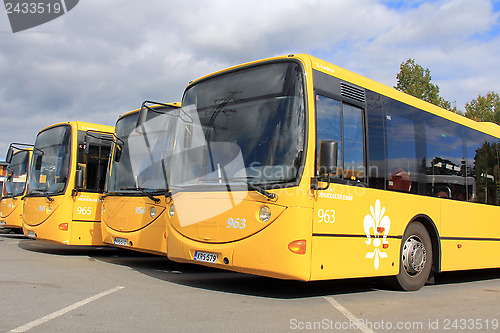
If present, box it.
[184,123,193,149]
[114,145,122,162]
[75,169,84,188]
[84,142,90,155]
[5,147,13,164]
[35,155,43,171]
[318,140,338,176]
[135,107,148,135]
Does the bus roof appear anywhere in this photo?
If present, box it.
[116,102,181,122]
[37,121,115,135]
[184,54,500,139]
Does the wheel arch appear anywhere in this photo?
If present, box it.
[406,214,441,273]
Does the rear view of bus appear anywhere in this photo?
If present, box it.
[101,102,180,255]
[23,122,114,245]
[0,143,33,232]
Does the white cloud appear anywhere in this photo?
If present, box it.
[0,0,499,155]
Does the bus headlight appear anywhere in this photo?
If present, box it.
[150,206,156,218]
[168,204,175,218]
[259,206,271,222]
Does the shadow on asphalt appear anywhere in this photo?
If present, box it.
[10,237,500,298]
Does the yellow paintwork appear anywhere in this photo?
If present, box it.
[0,149,32,230]
[100,103,181,255]
[0,197,24,229]
[101,196,169,255]
[23,121,114,246]
[166,54,500,281]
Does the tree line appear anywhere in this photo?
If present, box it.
[395,59,500,124]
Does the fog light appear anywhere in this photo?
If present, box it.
[288,240,306,255]
[168,204,175,218]
[58,223,69,231]
[259,206,271,222]
[150,206,156,218]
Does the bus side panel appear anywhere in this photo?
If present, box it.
[311,236,400,280]
[311,187,440,281]
[71,193,105,245]
[70,221,103,245]
[72,193,102,222]
[440,200,500,271]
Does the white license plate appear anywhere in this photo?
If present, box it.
[114,237,128,246]
[194,251,218,263]
[0,221,5,226]
[27,230,35,238]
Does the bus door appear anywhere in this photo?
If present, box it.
[311,94,372,279]
[71,131,112,237]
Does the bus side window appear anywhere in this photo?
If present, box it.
[316,95,342,178]
[466,129,500,205]
[386,112,418,193]
[315,94,365,183]
[77,132,112,192]
[424,115,466,201]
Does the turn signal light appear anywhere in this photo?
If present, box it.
[288,239,306,255]
[58,223,69,231]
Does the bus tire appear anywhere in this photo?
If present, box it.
[394,222,433,291]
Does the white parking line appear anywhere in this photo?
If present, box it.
[10,286,125,333]
[324,296,374,333]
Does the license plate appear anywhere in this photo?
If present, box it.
[114,237,128,246]
[194,251,217,263]
[27,230,35,238]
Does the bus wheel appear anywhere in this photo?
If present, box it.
[395,222,433,291]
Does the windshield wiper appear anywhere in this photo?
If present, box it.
[246,182,277,200]
[200,175,277,201]
[118,187,161,204]
[148,189,172,199]
[30,189,54,202]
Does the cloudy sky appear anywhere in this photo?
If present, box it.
[0,0,499,157]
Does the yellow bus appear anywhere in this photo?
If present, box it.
[101,102,181,255]
[0,143,33,232]
[166,54,500,291]
[23,121,114,246]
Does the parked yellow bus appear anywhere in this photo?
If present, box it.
[101,102,180,255]
[23,121,114,246]
[0,143,33,232]
[166,54,500,291]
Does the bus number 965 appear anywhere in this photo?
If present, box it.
[76,207,92,215]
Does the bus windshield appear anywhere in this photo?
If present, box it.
[175,62,306,188]
[3,150,30,197]
[106,106,180,193]
[29,125,72,195]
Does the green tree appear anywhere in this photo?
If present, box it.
[395,59,456,112]
[464,91,500,124]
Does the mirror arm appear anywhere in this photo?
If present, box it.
[311,173,332,191]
